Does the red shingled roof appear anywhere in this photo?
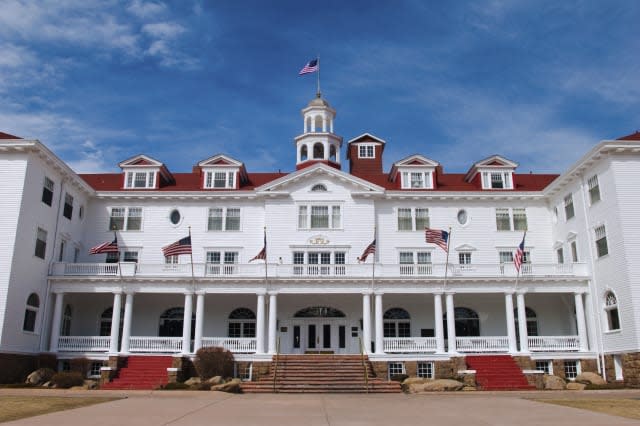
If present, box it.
[617,131,640,141]
[0,131,21,139]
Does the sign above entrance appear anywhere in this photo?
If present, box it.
[309,235,330,245]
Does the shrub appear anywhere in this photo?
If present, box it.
[161,382,190,390]
[51,371,85,389]
[193,347,234,380]
[69,358,91,376]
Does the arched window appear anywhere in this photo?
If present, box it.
[99,307,124,337]
[300,145,308,161]
[313,143,324,159]
[311,184,327,192]
[515,307,539,337]
[159,307,195,338]
[294,306,345,318]
[228,308,256,338]
[443,307,480,337]
[23,293,40,332]
[329,145,337,162]
[605,291,621,331]
[61,305,72,336]
[384,308,411,337]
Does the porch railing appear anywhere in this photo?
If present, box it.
[200,337,257,353]
[58,336,110,352]
[129,336,183,353]
[528,335,580,352]
[383,337,437,353]
[456,336,510,352]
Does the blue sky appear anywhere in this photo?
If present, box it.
[1,0,639,175]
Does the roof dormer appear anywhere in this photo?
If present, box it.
[389,154,439,190]
[464,155,518,190]
[346,133,386,176]
[197,154,247,190]
[119,154,174,189]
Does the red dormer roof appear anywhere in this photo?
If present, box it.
[0,131,21,139]
[617,131,640,141]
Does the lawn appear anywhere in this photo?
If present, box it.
[536,399,640,420]
[0,396,119,422]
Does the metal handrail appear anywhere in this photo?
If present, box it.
[359,336,369,393]
[272,337,280,392]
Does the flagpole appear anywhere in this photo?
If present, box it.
[370,226,376,293]
[114,229,123,280]
[263,226,268,291]
[188,226,195,285]
[443,227,452,290]
[316,55,321,97]
[514,231,526,290]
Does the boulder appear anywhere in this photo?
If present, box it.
[575,372,606,385]
[26,368,55,386]
[401,377,427,393]
[543,375,566,390]
[211,378,242,393]
[566,382,586,391]
[461,374,476,387]
[83,380,98,390]
[462,386,477,391]
[207,376,224,385]
[422,379,464,392]
[184,377,202,386]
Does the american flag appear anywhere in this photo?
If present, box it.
[89,237,119,255]
[162,236,192,257]
[358,239,376,262]
[299,58,318,75]
[425,228,449,252]
[250,230,267,262]
[514,233,526,273]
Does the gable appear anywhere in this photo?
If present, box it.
[119,154,164,168]
[347,132,386,145]
[198,154,243,167]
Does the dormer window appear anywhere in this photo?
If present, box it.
[401,171,433,189]
[204,170,236,189]
[125,171,156,189]
[358,144,375,158]
[481,171,513,189]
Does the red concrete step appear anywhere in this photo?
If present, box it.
[102,356,173,390]
[466,355,535,391]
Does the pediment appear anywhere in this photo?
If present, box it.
[394,154,439,168]
[474,155,518,169]
[455,244,477,251]
[119,154,164,168]
[198,154,243,167]
[347,132,386,145]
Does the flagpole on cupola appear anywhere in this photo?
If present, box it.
[316,55,321,97]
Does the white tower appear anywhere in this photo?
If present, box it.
[294,94,343,170]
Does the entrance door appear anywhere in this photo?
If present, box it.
[306,323,332,352]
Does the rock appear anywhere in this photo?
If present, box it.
[543,375,566,390]
[184,377,202,386]
[83,380,98,390]
[462,374,476,387]
[211,378,241,393]
[575,372,606,385]
[26,368,55,386]
[402,377,427,385]
[207,376,224,385]
[42,381,52,388]
[462,386,477,391]
[422,379,464,392]
[566,382,586,391]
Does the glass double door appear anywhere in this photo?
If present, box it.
[292,322,347,353]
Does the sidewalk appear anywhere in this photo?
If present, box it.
[2,388,640,425]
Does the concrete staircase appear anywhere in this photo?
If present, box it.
[101,355,173,390]
[241,354,402,393]
[465,355,536,390]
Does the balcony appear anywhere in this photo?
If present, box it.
[50,262,589,279]
[57,336,257,354]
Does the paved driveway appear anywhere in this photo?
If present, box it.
[2,389,640,426]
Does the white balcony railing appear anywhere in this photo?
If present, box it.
[50,262,589,279]
[383,337,437,353]
[201,337,257,353]
[528,335,580,352]
[58,336,110,352]
[456,336,510,352]
[129,336,183,353]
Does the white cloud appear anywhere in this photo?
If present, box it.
[142,22,185,39]
[127,0,167,18]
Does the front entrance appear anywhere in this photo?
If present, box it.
[284,306,351,354]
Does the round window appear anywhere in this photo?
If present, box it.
[457,209,468,225]
[169,209,181,225]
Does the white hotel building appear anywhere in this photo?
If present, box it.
[0,95,639,387]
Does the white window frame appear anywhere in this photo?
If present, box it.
[397,207,430,231]
[42,176,54,206]
[604,291,621,332]
[398,250,432,275]
[564,194,575,220]
[481,171,513,189]
[594,224,608,258]
[297,204,342,230]
[587,175,601,205]
[109,207,143,231]
[400,170,434,189]
[205,250,239,275]
[63,193,73,220]
[207,207,241,231]
[417,361,434,379]
[358,144,375,159]
[563,360,580,380]
[570,240,578,263]
[495,208,527,231]
[124,170,157,189]
[35,227,47,259]
[387,362,406,379]
[23,293,40,333]
[204,170,237,189]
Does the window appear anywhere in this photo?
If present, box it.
[514,307,539,336]
[457,209,468,225]
[292,251,347,275]
[595,225,608,258]
[228,308,256,338]
[23,293,40,332]
[459,252,472,266]
[397,208,429,231]
[99,307,123,337]
[125,170,156,189]
[401,171,433,189]
[90,362,103,377]
[500,250,530,274]
[204,170,236,189]
[388,362,406,379]
[297,204,341,229]
[496,208,527,231]
[383,308,411,338]
[78,205,84,220]
[61,305,72,336]
[358,144,375,158]
[207,207,241,231]
[535,360,552,375]
[169,209,181,225]
[499,251,513,263]
[417,362,434,379]
[63,193,73,219]
[311,184,327,192]
[605,291,621,331]
[58,240,66,262]
[206,251,238,275]
[123,251,139,263]
[109,207,142,231]
[42,177,54,206]
[496,208,511,231]
[513,208,527,231]
[588,175,601,204]
[556,248,564,264]
[570,241,578,263]
[564,361,579,380]
[482,171,513,189]
[35,228,47,259]
[564,194,575,220]
[399,251,432,275]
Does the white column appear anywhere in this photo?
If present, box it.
[330,118,334,133]
[362,292,372,353]
[505,292,517,354]
[374,292,384,354]
[256,292,266,354]
[120,292,134,353]
[193,292,205,353]
[516,292,529,353]
[574,292,589,352]
[49,292,64,352]
[182,293,193,354]
[445,293,456,354]
[322,117,327,132]
[434,293,445,354]
[268,292,278,354]
[323,141,329,160]
[109,292,122,354]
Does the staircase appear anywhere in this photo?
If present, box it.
[101,356,173,390]
[465,355,536,390]
[241,355,401,393]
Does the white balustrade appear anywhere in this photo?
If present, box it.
[456,336,510,352]
[528,335,580,352]
[200,337,257,353]
[129,336,183,353]
[383,337,437,353]
[57,336,110,352]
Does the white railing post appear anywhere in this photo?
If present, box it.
[434,293,445,354]
[504,292,517,354]
[49,292,64,353]
[194,292,205,353]
[120,292,134,354]
[374,292,384,354]
[574,292,589,352]
[362,291,372,354]
[109,292,122,354]
[446,292,456,354]
[516,292,529,353]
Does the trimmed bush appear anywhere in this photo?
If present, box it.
[193,347,234,380]
[51,371,85,389]
[69,357,91,376]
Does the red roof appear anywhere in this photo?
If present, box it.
[0,131,21,139]
[617,131,640,141]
